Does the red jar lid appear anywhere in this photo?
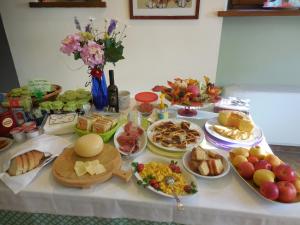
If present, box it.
[135,92,158,103]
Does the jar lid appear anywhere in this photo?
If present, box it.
[135,92,158,103]
[10,127,24,134]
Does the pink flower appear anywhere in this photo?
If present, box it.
[60,34,82,55]
[80,41,104,67]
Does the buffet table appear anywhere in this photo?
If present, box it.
[0,115,299,225]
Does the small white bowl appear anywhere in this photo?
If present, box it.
[182,150,230,179]
[114,124,147,158]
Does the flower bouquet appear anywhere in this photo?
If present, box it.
[60,17,127,110]
[153,76,222,107]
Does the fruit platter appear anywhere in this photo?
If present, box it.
[152,76,222,108]
[132,157,198,198]
[147,119,204,152]
[229,146,300,203]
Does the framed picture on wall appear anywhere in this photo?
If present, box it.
[129,0,200,19]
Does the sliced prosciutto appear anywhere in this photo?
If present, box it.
[117,122,144,153]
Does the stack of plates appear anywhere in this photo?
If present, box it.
[204,117,263,151]
[147,119,205,158]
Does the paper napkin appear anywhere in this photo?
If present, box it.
[0,134,71,194]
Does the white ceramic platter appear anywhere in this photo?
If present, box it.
[132,155,198,198]
[230,162,300,204]
[147,119,204,152]
[114,124,147,158]
[182,150,230,179]
[205,117,263,145]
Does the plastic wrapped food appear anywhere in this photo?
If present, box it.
[63,101,77,112]
[52,101,64,111]
[39,101,53,112]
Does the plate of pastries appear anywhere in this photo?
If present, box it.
[183,146,230,179]
[147,119,204,152]
[205,110,263,145]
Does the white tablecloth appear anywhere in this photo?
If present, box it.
[0,123,299,225]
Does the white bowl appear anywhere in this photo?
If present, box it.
[182,150,230,179]
[114,123,147,158]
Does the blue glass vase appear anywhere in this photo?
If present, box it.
[91,74,108,110]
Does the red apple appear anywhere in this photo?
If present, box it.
[238,161,255,180]
[273,164,297,182]
[277,181,297,203]
[248,155,259,165]
[254,160,272,171]
[260,181,279,201]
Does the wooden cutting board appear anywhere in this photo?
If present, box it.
[52,144,132,188]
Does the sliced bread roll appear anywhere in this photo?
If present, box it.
[8,156,23,176]
[26,151,36,170]
[21,154,29,174]
[31,150,44,167]
[7,150,44,176]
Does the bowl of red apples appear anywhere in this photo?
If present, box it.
[229,146,300,203]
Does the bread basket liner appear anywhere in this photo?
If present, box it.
[0,134,71,194]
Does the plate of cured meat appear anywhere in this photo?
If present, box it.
[147,119,204,152]
[114,122,147,157]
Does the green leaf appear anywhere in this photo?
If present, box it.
[74,52,81,60]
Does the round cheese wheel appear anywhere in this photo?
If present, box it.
[74,134,103,157]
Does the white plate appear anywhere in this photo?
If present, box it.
[205,117,263,145]
[0,137,13,152]
[147,119,204,152]
[182,150,230,179]
[132,155,198,198]
[114,124,147,157]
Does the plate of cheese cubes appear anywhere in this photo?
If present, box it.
[75,113,122,142]
[183,146,230,179]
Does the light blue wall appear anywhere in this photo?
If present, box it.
[216,17,300,86]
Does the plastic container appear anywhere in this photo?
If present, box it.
[10,127,26,142]
[134,92,158,129]
[22,121,37,132]
[135,92,158,115]
[25,128,40,139]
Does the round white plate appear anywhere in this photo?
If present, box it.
[147,119,204,152]
[114,124,147,158]
[0,137,13,152]
[205,117,263,145]
[132,155,198,198]
[182,150,230,179]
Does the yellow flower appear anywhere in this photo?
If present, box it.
[80,32,94,41]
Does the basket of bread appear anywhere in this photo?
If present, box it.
[75,113,122,142]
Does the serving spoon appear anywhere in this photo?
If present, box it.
[165,176,184,211]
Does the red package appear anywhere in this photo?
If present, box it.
[0,110,17,137]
